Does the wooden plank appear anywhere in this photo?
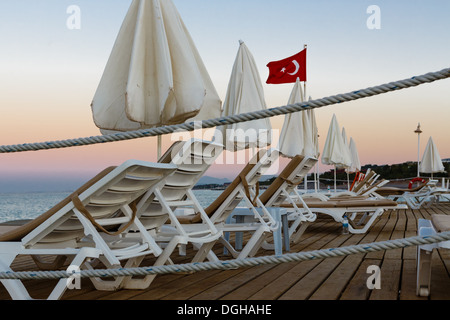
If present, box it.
[306,214,388,301]
[429,250,450,300]
[365,210,397,260]
[277,233,357,300]
[197,222,341,300]
[385,230,405,260]
[399,258,426,300]
[101,272,211,300]
[340,259,381,300]
[309,253,365,300]
[246,224,343,300]
[405,209,417,232]
[220,262,297,300]
[403,231,418,260]
[219,221,337,300]
[188,265,274,300]
[369,259,402,300]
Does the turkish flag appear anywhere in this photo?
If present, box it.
[266,49,307,84]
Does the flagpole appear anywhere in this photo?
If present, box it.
[302,44,311,192]
[303,44,307,96]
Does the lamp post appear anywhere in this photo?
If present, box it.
[414,123,422,177]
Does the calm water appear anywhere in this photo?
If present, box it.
[1,189,432,224]
[0,190,224,224]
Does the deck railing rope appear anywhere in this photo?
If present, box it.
[1,67,449,153]
[1,230,449,281]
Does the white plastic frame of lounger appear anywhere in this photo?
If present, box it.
[401,184,446,209]
[330,179,390,199]
[138,139,225,263]
[264,156,319,224]
[255,155,319,245]
[416,218,450,297]
[215,148,282,259]
[296,201,407,236]
[0,160,178,300]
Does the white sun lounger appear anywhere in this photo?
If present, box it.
[372,179,450,209]
[0,160,177,299]
[135,139,224,264]
[176,148,281,259]
[257,154,318,243]
[416,214,450,297]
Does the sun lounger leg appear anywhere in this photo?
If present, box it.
[192,242,217,263]
[218,237,240,258]
[47,247,101,300]
[123,236,183,290]
[416,219,436,297]
[238,226,268,259]
[348,209,384,234]
[290,222,310,244]
[0,251,32,300]
[416,246,433,297]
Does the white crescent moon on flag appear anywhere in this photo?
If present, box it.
[288,60,300,76]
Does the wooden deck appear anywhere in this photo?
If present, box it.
[1,203,449,302]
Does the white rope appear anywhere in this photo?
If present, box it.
[1,230,449,281]
[1,67,449,153]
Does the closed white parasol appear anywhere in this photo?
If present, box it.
[91,0,222,156]
[214,40,272,151]
[348,137,361,174]
[420,137,445,179]
[278,78,314,159]
[321,114,352,192]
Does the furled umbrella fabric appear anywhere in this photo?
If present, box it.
[214,41,272,151]
[322,114,352,191]
[420,137,445,178]
[307,97,320,191]
[347,137,361,174]
[278,79,314,158]
[91,0,221,134]
[341,127,353,190]
[307,103,320,159]
[341,127,352,170]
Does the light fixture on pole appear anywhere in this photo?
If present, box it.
[414,123,422,177]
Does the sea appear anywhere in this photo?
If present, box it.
[0,190,225,224]
[1,188,440,224]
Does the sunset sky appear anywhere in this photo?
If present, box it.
[0,0,449,192]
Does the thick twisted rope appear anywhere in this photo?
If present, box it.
[1,231,449,281]
[1,68,449,153]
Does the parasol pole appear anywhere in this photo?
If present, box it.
[347,171,350,191]
[157,135,162,160]
[334,165,337,193]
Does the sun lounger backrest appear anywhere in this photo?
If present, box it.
[159,139,223,200]
[207,148,279,224]
[259,155,317,207]
[376,181,429,196]
[5,161,177,247]
[0,166,116,242]
[352,170,376,193]
[177,148,278,225]
[139,139,222,228]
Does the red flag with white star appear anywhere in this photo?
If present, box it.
[266,49,307,84]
